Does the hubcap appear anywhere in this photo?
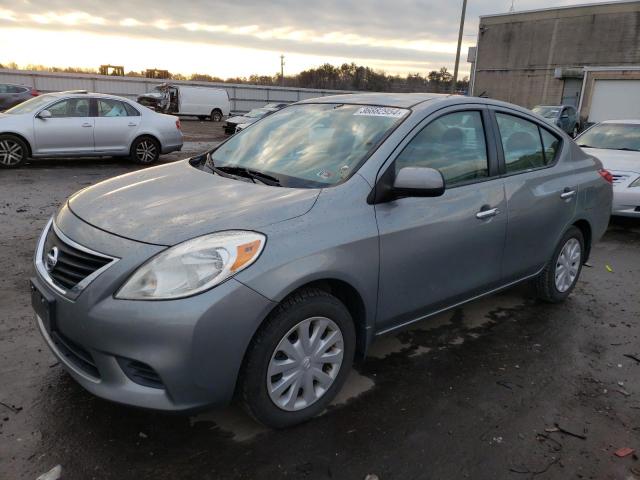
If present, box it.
[555,238,581,292]
[136,141,156,163]
[0,140,24,166]
[267,317,344,412]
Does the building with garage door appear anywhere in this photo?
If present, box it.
[470,1,640,126]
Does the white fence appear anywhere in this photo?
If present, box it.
[0,69,353,113]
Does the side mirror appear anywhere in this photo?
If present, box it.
[393,167,445,198]
[38,110,52,119]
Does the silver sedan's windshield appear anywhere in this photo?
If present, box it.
[209,103,408,188]
[577,123,640,152]
[5,94,56,114]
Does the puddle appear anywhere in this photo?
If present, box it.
[189,406,267,442]
[189,370,375,441]
[367,335,409,359]
[330,369,375,406]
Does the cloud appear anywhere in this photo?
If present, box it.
[0,0,609,75]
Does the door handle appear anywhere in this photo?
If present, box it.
[560,189,576,199]
[128,122,138,127]
[476,207,499,220]
[81,123,93,128]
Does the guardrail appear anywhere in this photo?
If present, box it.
[0,68,354,113]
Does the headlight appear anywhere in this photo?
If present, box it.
[630,176,640,188]
[116,231,265,300]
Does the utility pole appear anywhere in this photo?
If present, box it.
[451,0,468,94]
[280,54,285,87]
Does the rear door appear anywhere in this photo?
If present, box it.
[490,108,577,282]
[93,98,140,154]
[374,106,507,332]
[33,97,94,155]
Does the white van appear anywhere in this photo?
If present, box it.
[137,84,231,121]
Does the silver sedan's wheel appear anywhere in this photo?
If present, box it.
[0,138,25,167]
[554,238,581,293]
[135,140,158,164]
[267,316,344,412]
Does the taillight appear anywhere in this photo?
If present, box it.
[175,119,181,130]
[599,169,613,184]
[31,89,40,97]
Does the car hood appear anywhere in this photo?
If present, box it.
[67,160,320,246]
[585,148,640,173]
[226,115,252,124]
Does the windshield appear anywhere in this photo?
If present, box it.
[4,94,56,114]
[245,108,269,119]
[209,103,408,187]
[577,123,640,151]
[532,106,561,119]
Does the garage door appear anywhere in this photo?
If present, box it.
[588,79,640,123]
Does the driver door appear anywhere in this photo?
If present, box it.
[374,107,507,332]
[33,97,95,155]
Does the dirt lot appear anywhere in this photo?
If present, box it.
[1,120,639,479]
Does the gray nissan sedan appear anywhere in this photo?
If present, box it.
[32,93,612,428]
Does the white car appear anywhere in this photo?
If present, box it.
[576,120,640,217]
[0,91,183,168]
[137,84,230,121]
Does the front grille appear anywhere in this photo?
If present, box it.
[118,358,164,389]
[42,228,112,291]
[51,331,100,379]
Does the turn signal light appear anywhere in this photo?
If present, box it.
[598,169,613,184]
[175,119,181,130]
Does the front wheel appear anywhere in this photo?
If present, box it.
[0,134,28,168]
[239,288,355,428]
[535,226,584,303]
[130,136,160,165]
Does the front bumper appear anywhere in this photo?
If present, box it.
[612,181,640,217]
[33,211,275,411]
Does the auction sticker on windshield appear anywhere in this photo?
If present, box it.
[354,106,407,118]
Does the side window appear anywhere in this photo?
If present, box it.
[540,128,560,164]
[496,113,546,173]
[47,98,91,118]
[395,111,489,187]
[124,102,140,116]
[98,99,129,117]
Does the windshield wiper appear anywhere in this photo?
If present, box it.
[578,144,594,148]
[614,147,640,152]
[216,166,281,186]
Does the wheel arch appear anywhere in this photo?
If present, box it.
[260,278,370,361]
[0,131,33,157]
[572,218,592,262]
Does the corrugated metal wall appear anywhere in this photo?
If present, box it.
[0,69,353,113]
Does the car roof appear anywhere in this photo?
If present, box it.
[534,105,571,108]
[600,119,640,125]
[299,92,451,108]
[39,91,134,102]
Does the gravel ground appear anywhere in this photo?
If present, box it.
[1,121,639,479]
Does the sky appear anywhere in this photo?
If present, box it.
[0,0,615,79]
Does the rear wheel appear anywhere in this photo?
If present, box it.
[130,136,160,165]
[0,134,28,168]
[239,288,355,428]
[535,226,584,303]
[210,109,223,122]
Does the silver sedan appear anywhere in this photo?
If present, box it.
[0,91,183,168]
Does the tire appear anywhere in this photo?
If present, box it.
[239,288,356,428]
[535,226,584,303]
[130,136,160,165]
[210,109,223,122]
[0,134,28,168]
